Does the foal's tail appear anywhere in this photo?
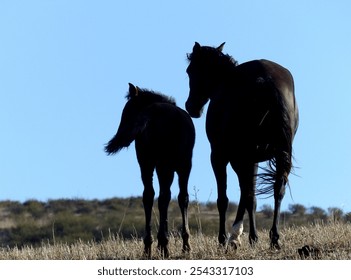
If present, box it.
[105,115,149,155]
[104,132,128,155]
[104,123,138,155]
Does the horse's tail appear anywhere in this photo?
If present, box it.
[256,152,293,196]
[256,79,296,196]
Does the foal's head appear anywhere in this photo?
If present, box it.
[121,83,176,126]
[105,83,176,154]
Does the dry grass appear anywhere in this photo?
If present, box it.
[1,222,350,260]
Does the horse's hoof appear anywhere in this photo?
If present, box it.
[225,238,241,253]
[270,241,281,250]
[143,247,152,259]
[182,243,191,253]
[298,245,321,259]
[157,245,169,259]
[249,235,258,246]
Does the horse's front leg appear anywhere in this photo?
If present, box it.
[177,164,192,253]
[141,165,155,259]
[211,152,229,246]
[156,166,174,258]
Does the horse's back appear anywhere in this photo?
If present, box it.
[257,59,298,136]
[207,59,298,162]
[232,59,297,131]
[235,59,293,92]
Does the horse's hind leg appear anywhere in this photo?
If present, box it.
[177,164,191,253]
[270,176,286,249]
[230,162,258,248]
[141,164,155,258]
[156,166,174,258]
[270,153,289,249]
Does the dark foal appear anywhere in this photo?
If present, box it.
[105,83,195,257]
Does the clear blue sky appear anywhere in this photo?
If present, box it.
[1,1,350,213]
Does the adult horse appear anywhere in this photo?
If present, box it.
[185,42,298,249]
[105,83,195,258]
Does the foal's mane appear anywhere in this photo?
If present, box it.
[126,87,176,106]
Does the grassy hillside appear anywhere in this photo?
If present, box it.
[0,223,350,260]
[0,197,350,259]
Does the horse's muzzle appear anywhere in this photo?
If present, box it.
[185,100,202,118]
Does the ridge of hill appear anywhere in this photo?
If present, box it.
[0,197,349,248]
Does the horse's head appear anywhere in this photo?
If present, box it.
[185,42,228,118]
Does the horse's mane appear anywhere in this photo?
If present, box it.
[187,46,239,67]
[126,87,176,105]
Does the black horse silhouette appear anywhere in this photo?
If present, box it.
[185,42,299,249]
[105,83,195,258]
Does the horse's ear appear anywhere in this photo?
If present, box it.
[128,83,139,97]
[135,86,141,96]
[217,42,225,52]
[193,42,201,52]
